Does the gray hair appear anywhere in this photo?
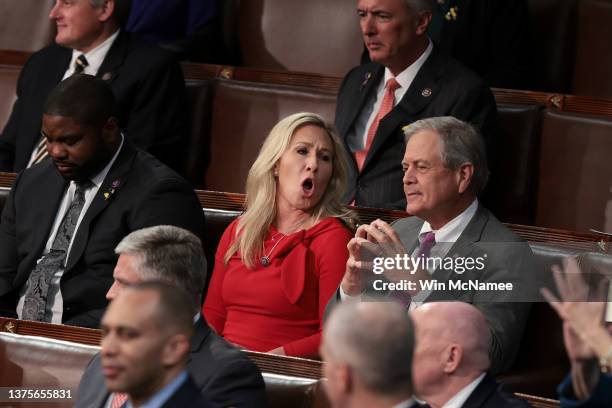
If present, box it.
[403,116,489,195]
[115,225,207,311]
[324,302,414,396]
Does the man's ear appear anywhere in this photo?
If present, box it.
[456,163,474,194]
[442,344,463,374]
[102,117,120,143]
[97,0,115,23]
[337,363,354,394]
[415,11,432,36]
[161,334,191,367]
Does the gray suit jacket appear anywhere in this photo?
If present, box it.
[329,204,536,374]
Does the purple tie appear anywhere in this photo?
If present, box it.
[417,231,436,258]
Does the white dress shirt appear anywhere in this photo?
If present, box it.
[441,373,485,408]
[62,30,120,79]
[410,199,479,306]
[346,40,433,152]
[17,136,124,323]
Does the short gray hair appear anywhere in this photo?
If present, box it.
[115,225,207,311]
[324,302,414,396]
[403,116,489,195]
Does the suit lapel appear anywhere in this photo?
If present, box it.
[65,143,137,272]
[31,166,68,265]
[362,49,445,171]
[339,65,384,140]
[460,373,497,408]
[51,48,72,84]
[96,31,129,84]
[189,317,211,356]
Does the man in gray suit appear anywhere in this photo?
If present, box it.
[75,225,267,408]
[335,116,536,374]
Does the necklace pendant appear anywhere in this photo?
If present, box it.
[261,256,271,267]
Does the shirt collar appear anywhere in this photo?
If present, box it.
[125,371,188,408]
[89,133,124,189]
[69,29,120,75]
[419,199,478,243]
[383,39,433,91]
[441,373,486,408]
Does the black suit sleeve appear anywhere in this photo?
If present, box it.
[202,358,268,408]
[123,56,188,172]
[0,173,22,316]
[0,61,30,171]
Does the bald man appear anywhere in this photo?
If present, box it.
[410,302,531,408]
[321,302,415,408]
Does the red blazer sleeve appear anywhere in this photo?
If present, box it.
[282,225,351,357]
[203,219,238,334]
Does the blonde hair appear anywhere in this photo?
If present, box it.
[224,112,351,268]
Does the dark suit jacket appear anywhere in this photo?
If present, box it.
[335,47,498,210]
[459,373,532,407]
[327,204,535,374]
[557,372,612,408]
[360,0,532,89]
[0,142,205,328]
[161,375,214,408]
[435,0,531,89]
[0,31,188,172]
[75,318,267,408]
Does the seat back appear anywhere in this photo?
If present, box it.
[204,79,337,193]
[0,1,56,52]
[528,0,579,92]
[495,103,542,225]
[236,0,363,76]
[536,109,612,232]
[572,0,612,98]
[0,332,98,407]
[0,64,20,133]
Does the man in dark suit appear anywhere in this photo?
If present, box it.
[0,75,205,328]
[333,117,535,373]
[337,0,498,209]
[76,225,267,408]
[410,302,531,407]
[100,282,214,407]
[362,0,532,89]
[0,0,187,172]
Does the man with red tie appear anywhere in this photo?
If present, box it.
[335,0,498,210]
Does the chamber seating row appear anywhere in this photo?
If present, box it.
[2,0,612,97]
[0,56,611,233]
[0,177,610,398]
[0,321,561,408]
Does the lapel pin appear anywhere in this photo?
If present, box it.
[101,72,112,81]
[421,88,432,97]
[111,179,120,188]
[103,192,110,200]
[360,72,372,91]
[445,6,459,21]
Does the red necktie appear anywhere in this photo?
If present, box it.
[354,77,401,171]
[110,392,128,408]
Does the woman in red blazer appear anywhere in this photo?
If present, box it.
[204,112,354,358]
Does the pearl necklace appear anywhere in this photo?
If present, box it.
[260,218,309,267]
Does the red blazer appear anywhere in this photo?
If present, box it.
[203,217,351,357]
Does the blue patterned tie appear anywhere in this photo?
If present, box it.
[22,180,93,321]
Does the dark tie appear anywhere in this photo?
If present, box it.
[417,231,436,259]
[73,54,89,74]
[30,55,89,166]
[21,180,93,322]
